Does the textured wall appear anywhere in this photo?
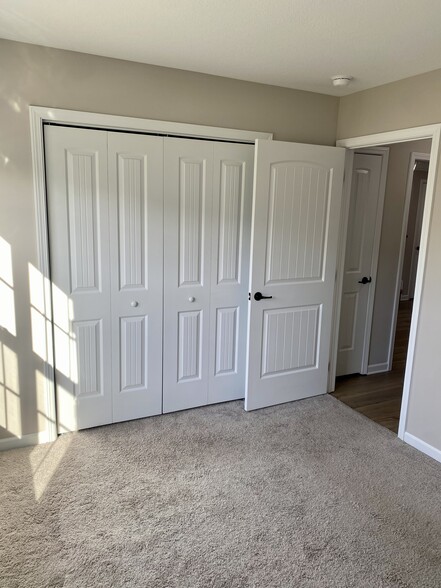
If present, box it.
[338,68,441,140]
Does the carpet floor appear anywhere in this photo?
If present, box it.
[1,395,441,587]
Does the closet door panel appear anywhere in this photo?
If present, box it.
[163,138,213,413]
[45,126,112,432]
[209,143,254,403]
[108,133,164,422]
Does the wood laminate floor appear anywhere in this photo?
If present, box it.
[331,300,413,434]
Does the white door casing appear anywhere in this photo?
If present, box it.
[337,152,383,376]
[245,139,345,411]
[45,126,113,431]
[108,132,164,422]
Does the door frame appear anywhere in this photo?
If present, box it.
[29,105,272,444]
[331,124,441,442]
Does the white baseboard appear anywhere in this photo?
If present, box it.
[367,362,389,375]
[0,431,53,451]
[403,432,441,464]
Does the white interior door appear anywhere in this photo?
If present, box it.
[45,126,113,431]
[46,126,164,431]
[337,152,383,376]
[108,132,163,422]
[409,179,427,299]
[209,142,254,403]
[163,138,214,412]
[245,139,345,411]
[163,138,254,412]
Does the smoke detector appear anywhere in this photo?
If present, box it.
[331,75,353,87]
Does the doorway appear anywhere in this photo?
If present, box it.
[332,139,432,434]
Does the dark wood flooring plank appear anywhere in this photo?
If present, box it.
[331,300,413,435]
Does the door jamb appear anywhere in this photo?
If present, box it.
[29,106,272,444]
[332,124,441,442]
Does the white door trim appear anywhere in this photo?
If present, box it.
[335,124,441,443]
[29,106,273,446]
[30,106,273,142]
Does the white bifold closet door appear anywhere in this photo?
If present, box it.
[46,125,343,427]
[108,132,163,423]
[45,126,163,432]
[163,138,254,413]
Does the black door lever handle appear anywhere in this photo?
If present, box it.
[254,291,273,301]
[358,276,372,285]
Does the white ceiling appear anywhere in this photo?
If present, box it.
[1,0,441,96]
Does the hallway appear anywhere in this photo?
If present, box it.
[332,301,413,433]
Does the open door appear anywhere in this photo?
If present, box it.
[337,151,384,376]
[245,139,345,411]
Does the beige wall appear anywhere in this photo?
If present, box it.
[338,68,441,140]
[338,69,441,452]
[401,170,428,299]
[0,38,339,440]
[368,140,431,369]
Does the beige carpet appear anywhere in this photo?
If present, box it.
[1,395,441,587]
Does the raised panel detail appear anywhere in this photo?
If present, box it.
[215,307,238,375]
[178,311,201,381]
[217,161,243,284]
[339,293,358,351]
[261,306,320,377]
[67,151,100,292]
[118,155,147,289]
[179,159,204,286]
[265,163,329,284]
[73,320,102,397]
[346,169,370,273]
[120,316,147,391]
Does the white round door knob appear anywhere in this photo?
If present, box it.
[188,296,195,303]
[131,301,139,308]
